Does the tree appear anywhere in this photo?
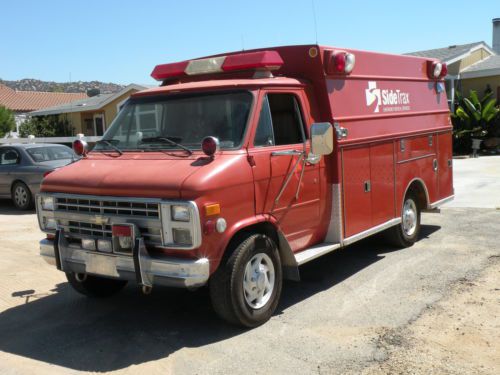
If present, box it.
[19,116,74,138]
[0,105,16,137]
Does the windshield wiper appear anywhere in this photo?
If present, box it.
[95,140,123,155]
[140,137,193,155]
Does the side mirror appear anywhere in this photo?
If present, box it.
[310,122,334,156]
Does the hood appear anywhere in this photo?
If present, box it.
[41,155,201,198]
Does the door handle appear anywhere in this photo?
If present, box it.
[364,180,371,193]
[433,159,438,171]
[271,150,303,156]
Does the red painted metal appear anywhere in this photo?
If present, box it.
[41,44,453,276]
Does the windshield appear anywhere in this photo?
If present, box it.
[27,146,74,162]
[95,90,253,152]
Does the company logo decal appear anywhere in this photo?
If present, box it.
[365,81,410,113]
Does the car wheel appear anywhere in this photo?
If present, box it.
[210,233,282,328]
[387,191,421,248]
[66,272,128,297]
[12,182,33,210]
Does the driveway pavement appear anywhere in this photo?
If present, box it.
[0,156,498,375]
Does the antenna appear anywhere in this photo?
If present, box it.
[241,34,245,51]
[311,0,318,44]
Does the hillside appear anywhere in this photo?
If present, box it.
[0,78,124,94]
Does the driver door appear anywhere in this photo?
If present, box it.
[249,91,320,252]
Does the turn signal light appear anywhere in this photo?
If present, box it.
[204,203,221,216]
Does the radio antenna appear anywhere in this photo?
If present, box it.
[311,0,318,44]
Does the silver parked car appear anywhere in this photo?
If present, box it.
[0,144,76,210]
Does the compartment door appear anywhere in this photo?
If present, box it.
[342,147,371,238]
[370,142,395,226]
[437,132,453,199]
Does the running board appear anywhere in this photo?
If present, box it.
[294,242,341,266]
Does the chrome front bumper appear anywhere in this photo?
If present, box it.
[40,237,209,289]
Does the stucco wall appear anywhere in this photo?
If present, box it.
[461,76,500,99]
[57,89,140,135]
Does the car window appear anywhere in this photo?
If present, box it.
[254,93,306,147]
[26,146,74,162]
[0,149,19,165]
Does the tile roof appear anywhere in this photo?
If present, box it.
[0,84,87,112]
[404,42,490,62]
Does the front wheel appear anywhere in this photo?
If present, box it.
[386,192,421,248]
[209,233,282,328]
[66,272,127,297]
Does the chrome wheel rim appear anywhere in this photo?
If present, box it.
[243,253,275,309]
[402,199,417,236]
[14,186,28,207]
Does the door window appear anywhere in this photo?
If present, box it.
[0,149,19,165]
[254,93,306,146]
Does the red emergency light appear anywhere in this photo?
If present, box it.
[427,61,448,79]
[324,50,356,75]
[151,51,284,81]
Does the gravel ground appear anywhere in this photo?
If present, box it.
[0,202,498,375]
[0,156,498,374]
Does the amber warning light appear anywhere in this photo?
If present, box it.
[151,50,284,81]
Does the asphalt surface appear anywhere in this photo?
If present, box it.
[0,156,498,374]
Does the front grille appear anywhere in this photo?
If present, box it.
[52,195,163,249]
[55,197,159,218]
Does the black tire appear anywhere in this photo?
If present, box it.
[386,191,421,248]
[66,272,127,297]
[11,182,33,210]
[209,233,282,328]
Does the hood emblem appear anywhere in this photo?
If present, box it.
[91,215,110,225]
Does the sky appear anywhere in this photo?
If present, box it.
[1,0,499,85]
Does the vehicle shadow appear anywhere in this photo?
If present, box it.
[0,199,35,215]
[0,225,440,372]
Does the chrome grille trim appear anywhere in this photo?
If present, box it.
[55,196,160,218]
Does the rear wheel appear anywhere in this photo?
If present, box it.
[12,182,33,210]
[386,192,421,248]
[209,233,282,328]
[66,272,127,297]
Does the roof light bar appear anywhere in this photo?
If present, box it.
[151,50,284,81]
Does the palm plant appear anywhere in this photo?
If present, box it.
[453,90,499,137]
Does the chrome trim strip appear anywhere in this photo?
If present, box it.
[396,153,436,164]
[295,242,342,266]
[429,195,454,209]
[343,218,401,246]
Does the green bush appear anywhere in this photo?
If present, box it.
[451,89,500,154]
[0,105,16,137]
[19,116,74,138]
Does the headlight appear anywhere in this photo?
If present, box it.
[41,196,55,211]
[172,228,193,245]
[171,205,190,222]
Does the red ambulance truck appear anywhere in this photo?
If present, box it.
[37,45,454,327]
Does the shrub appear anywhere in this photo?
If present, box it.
[0,105,15,137]
[19,116,74,138]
